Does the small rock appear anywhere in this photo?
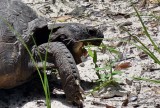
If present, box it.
[118,21,132,28]
[129,96,138,102]
[138,52,148,59]
[36,100,45,107]
[132,104,140,107]
[79,63,85,67]
[125,78,133,85]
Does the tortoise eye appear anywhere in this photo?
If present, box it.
[87,28,97,36]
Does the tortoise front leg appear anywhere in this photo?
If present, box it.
[33,42,84,106]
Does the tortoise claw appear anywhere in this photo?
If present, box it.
[73,83,86,108]
[64,80,85,107]
[72,86,84,108]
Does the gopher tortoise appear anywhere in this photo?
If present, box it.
[0,0,104,106]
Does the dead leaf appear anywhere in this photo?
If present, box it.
[150,21,158,28]
[137,30,145,37]
[119,21,132,28]
[139,0,160,8]
[139,0,147,8]
[122,98,129,106]
[116,41,127,47]
[54,15,72,22]
[152,87,160,94]
[106,104,116,108]
[115,62,132,70]
[91,101,106,107]
[149,0,160,4]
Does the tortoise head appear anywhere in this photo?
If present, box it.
[50,23,104,64]
[83,26,104,46]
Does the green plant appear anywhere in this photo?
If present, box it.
[86,43,122,92]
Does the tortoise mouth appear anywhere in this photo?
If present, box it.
[72,42,88,64]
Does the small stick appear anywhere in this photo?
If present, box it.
[91,100,106,106]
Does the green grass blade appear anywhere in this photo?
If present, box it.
[132,36,160,64]
[134,77,160,84]
[122,26,160,64]
[131,3,160,54]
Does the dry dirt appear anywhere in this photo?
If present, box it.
[0,0,160,108]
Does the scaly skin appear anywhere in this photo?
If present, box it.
[33,42,83,105]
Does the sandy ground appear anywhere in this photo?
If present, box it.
[1,0,160,108]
